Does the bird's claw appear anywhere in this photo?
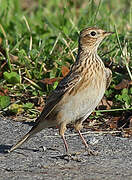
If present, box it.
[85,148,98,156]
[65,152,82,162]
[54,151,83,162]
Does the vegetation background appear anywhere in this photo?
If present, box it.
[0,0,131,133]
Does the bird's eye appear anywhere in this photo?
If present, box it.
[90,31,96,36]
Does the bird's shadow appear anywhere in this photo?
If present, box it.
[0,144,40,154]
[0,144,11,154]
[21,121,36,126]
[0,121,37,154]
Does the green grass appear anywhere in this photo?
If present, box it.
[0,0,131,121]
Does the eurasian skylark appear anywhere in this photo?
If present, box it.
[9,27,113,154]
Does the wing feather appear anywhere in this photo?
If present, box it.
[36,71,81,122]
[105,68,112,89]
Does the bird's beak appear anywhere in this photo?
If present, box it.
[103,31,114,37]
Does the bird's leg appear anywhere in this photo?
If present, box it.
[59,123,73,160]
[59,122,81,161]
[74,122,89,148]
[77,130,97,155]
[61,134,69,153]
[77,129,89,148]
[59,122,69,153]
[75,121,97,155]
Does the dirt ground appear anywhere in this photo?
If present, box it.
[0,116,132,180]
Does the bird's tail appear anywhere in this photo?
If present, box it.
[8,119,53,153]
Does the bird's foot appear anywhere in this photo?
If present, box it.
[64,151,83,162]
[85,147,98,156]
[54,151,83,162]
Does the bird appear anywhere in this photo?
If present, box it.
[8,27,113,154]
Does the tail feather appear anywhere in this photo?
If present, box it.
[8,122,44,153]
[8,131,31,153]
[8,118,57,153]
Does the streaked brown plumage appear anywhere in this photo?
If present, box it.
[9,27,113,154]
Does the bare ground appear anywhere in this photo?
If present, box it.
[0,116,132,180]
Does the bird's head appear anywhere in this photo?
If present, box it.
[79,27,114,52]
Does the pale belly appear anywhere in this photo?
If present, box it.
[59,83,106,124]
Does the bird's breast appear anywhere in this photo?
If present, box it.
[57,70,106,125]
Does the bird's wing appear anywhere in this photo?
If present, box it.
[36,71,82,122]
[105,68,112,89]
